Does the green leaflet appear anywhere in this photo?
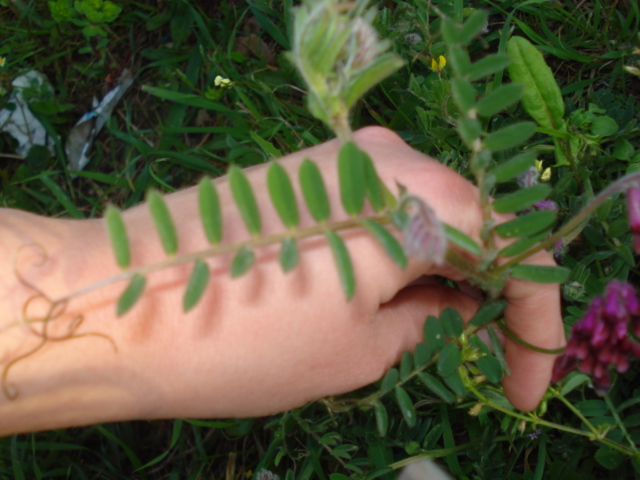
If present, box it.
[267,162,299,229]
[338,142,366,216]
[469,336,503,383]
[492,184,551,213]
[440,307,464,338]
[418,372,456,403]
[326,230,355,300]
[458,10,489,46]
[413,342,432,367]
[299,159,330,222]
[437,342,461,378]
[229,166,261,236]
[363,152,385,212]
[395,387,416,428]
[489,150,537,183]
[469,300,506,328]
[147,189,178,256]
[183,260,210,312]
[198,177,222,245]
[498,231,547,257]
[507,36,564,130]
[279,237,299,272]
[380,368,399,393]
[117,274,146,317]
[373,400,388,437]
[467,54,510,82]
[494,210,556,238]
[487,326,510,376]
[476,83,523,117]
[448,47,471,76]
[424,315,446,353]
[483,122,537,152]
[399,351,413,381]
[458,118,482,149]
[451,79,476,114]
[105,206,130,269]
[510,264,571,283]
[443,224,482,256]
[442,370,466,398]
[231,246,255,278]
[360,220,407,269]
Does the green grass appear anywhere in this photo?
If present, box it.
[2,0,640,478]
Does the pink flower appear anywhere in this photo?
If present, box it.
[552,281,640,393]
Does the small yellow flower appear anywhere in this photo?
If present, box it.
[430,55,446,73]
[535,159,552,182]
[214,75,232,88]
[0,57,6,68]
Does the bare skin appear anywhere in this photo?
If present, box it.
[0,127,564,436]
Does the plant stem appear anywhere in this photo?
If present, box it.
[496,170,640,274]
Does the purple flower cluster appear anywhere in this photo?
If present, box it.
[552,281,640,393]
[627,186,640,254]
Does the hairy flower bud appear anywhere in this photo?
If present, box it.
[401,195,446,265]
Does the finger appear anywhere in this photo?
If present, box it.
[501,250,565,411]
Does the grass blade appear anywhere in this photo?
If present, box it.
[105,206,130,269]
[147,189,178,256]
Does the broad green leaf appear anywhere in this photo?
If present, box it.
[231,246,255,278]
[117,274,146,316]
[443,224,482,256]
[510,264,571,283]
[424,315,446,353]
[414,342,432,367]
[441,307,464,338]
[591,116,618,136]
[457,118,482,148]
[395,387,416,428]
[494,210,556,238]
[437,342,461,377]
[267,163,299,229]
[360,220,407,269]
[489,151,537,183]
[476,83,523,117]
[380,368,399,393]
[105,206,130,269]
[451,79,476,113]
[469,301,506,328]
[507,36,564,130]
[183,260,210,312]
[595,445,625,470]
[418,372,456,403]
[229,166,261,236]
[279,238,299,272]
[475,352,503,383]
[147,189,178,256]
[249,130,283,158]
[467,53,510,82]
[338,142,366,216]
[492,184,551,213]
[326,231,355,300]
[487,327,510,376]
[299,159,330,222]
[374,400,388,437]
[458,10,489,46]
[498,231,546,257]
[483,122,537,152]
[198,177,222,245]
[442,370,466,398]
[399,351,413,381]
[448,46,471,75]
[344,53,405,109]
[559,372,590,396]
[363,153,385,212]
